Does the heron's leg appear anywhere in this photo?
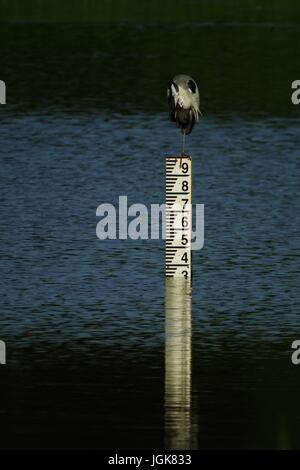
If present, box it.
[180,132,186,165]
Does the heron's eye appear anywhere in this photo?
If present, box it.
[188,80,196,93]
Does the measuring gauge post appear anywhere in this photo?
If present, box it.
[165,156,192,279]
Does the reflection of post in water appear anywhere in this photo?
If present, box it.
[164,278,196,449]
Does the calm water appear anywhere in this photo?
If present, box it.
[0,18,300,449]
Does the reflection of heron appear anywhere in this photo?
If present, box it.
[165,278,197,449]
[167,75,200,154]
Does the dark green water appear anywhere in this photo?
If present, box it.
[1,0,300,23]
[0,3,300,449]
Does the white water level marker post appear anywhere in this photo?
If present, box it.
[165,156,192,279]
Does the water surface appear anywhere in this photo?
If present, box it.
[0,17,299,449]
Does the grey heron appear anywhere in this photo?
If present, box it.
[167,74,200,155]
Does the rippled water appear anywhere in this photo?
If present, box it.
[0,19,299,449]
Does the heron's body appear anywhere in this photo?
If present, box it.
[167,74,200,136]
